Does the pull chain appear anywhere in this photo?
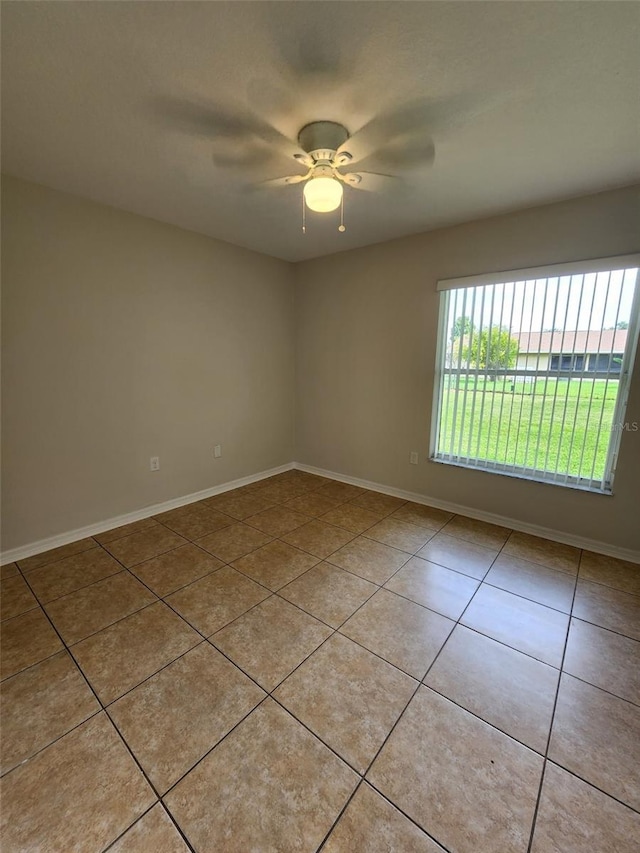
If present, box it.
[302,190,306,234]
[338,192,346,232]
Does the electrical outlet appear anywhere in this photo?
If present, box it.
[410,451,419,465]
[214,445,222,459]
[150,456,160,471]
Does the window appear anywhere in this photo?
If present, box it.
[431,255,640,493]
[588,353,624,373]
[551,354,585,371]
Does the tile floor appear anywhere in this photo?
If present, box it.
[1,469,639,852]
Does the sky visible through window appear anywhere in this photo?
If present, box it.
[445,269,637,338]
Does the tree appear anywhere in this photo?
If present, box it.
[451,316,475,341]
[462,326,519,372]
[616,320,629,330]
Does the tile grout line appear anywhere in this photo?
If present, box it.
[99,801,184,853]
[156,694,274,833]
[541,612,637,644]
[0,503,606,699]
[0,702,105,780]
[15,563,621,793]
[272,569,380,632]
[11,517,344,849]
[11,518,397,580]
[5,490,633,685]
[20,534,277,651]
[8,533,636,793]
[95,534,376,790]
[325,554,413,587]
[572,574,640,599]
[12,478,633,591]
[18,566,125,608]
[14,509,591,627]
[297,515,472,852]
[21,527,636,665]
[53,596,161,648]
[480,578,576,614]
[6,492,382,694]
[7,567,200,853]
[124,510,433,799]
[30,468,326,567]
[0,601,40,625]
[78,547,274,697]
[85,533,346,668]
[314,779,366,853]
[157,636,356,797]
[314,527,511,850]
[14,482,627,598]
[541,757,640,816]
[0,647,66,687]
[312,539,489,851]
[553,670,640,710]
[525,548,581,853]
[328,776,461,853]
[5,476,638,849]
[14,541,100,575]
[27,523,332,850]
[411,680,549,758]
[423,615,563,670]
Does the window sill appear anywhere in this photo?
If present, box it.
[430,455,613,495]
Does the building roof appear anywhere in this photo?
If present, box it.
[514,329,628,354]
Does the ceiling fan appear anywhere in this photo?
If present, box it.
[153,94,443,231]
[260,120,406,221]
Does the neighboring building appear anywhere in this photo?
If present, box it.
[514,330,627,373]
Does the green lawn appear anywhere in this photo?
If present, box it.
[438,377,619,480]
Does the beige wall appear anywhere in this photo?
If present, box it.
[3,177,639,554]
[1,176,295,550]
[295,185,640,551]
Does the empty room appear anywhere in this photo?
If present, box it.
[1,2,639,851]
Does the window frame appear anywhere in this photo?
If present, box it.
[429,254,640,494]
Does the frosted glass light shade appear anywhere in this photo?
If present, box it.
[303,176,343,212]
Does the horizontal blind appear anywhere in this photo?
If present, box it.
[432,262,640,492]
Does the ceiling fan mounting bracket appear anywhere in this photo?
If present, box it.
[298,121,349,161]
[311,164,335,178]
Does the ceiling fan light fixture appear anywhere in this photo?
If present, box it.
[303,176,343,212]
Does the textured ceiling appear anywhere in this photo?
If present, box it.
[2,1,639,262]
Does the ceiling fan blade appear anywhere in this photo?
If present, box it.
[208,139,276,169]
[358,137,436,172]
[153,96,257,141]
[256,173,309,189]
[332,151,353,167]
[272,29,352,90]
[344,171,401,192]
[151,95,307,166]
[337,171,361,187]
[336,95,477,168]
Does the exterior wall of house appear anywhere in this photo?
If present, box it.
[516,354,550,371]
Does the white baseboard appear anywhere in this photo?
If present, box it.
[4,459,638,566]
[293,462,640,565]
[1,463,295,565]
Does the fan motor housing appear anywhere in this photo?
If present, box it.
[298,121,349,160]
